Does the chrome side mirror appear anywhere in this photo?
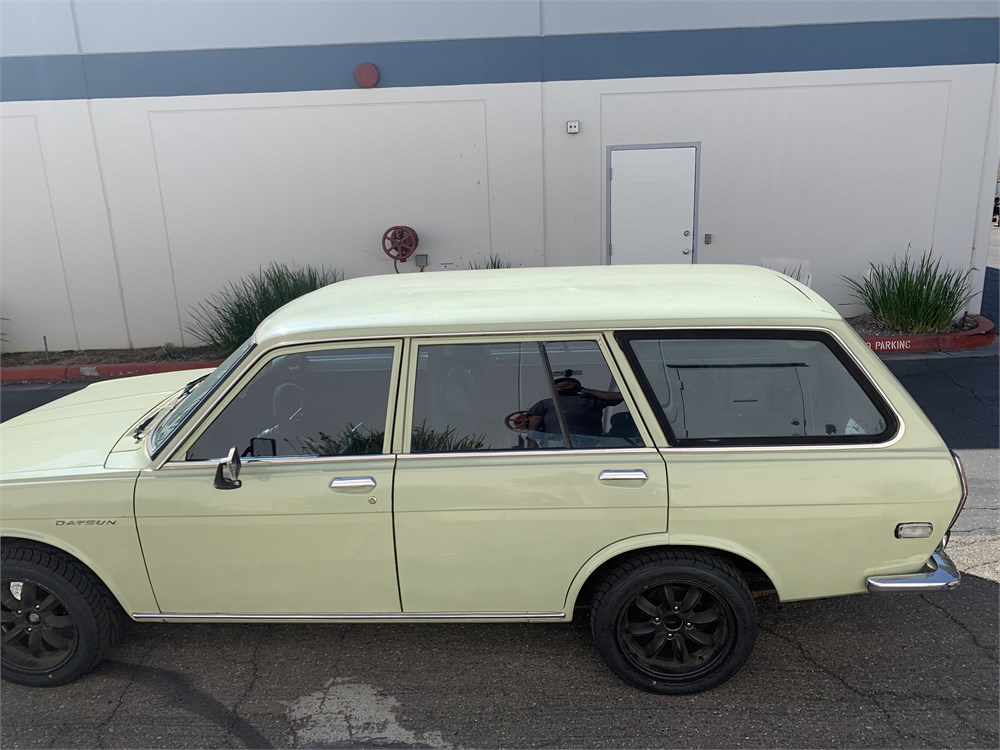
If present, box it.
[214,446,242,490]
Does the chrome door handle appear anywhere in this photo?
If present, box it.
[598,470,648,482]
[330,476,377,490]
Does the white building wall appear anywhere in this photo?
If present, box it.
[0,100,129,350]
[1,84,545,349]
[542,65,996,315]
[1,1,997,351]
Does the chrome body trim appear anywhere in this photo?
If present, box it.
[131,611,567,623]
[598,469,648,481]
[330,476,377,489]
[866,547,961,593]
[158,454,393,470]
[396,447,661,460]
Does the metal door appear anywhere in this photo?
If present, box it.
[609,145,698,264]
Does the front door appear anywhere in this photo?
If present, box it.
[392,336,669,614]
[609,145,698,264]
[135,342,403,614]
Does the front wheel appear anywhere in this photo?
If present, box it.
[591,549,757,694]
[1,546,120,687]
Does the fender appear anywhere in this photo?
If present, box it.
[563,532,786,610]
[1,521,160,615]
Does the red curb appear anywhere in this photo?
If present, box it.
[1,360,221,385]
[862,314,996,354]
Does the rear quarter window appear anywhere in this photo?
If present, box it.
[617,330,898,447]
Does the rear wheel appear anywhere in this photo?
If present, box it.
[591,549,757,694]
[1,546,120,686]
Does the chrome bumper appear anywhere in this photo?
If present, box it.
[866,547,961,593]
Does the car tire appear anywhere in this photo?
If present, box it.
[591,549,757,694]
[1,545,121,687]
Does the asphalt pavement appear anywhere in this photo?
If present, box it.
[0,352,997,749]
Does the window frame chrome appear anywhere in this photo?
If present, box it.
[615,328,903,449]
[150,324,905,470]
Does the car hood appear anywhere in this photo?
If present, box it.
[0,370,212,476]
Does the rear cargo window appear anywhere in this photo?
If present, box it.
[619,331,897,447]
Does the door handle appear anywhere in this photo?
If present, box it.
[330,476,377,490]
[598,470,648,482]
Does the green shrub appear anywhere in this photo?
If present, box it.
[411,422,486,452]
[843,251,975,334]
[469,253,513,270]
[184,262,342,355]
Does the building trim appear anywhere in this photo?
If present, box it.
[1,18,997,103]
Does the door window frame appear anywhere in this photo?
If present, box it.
[158,339,405,467]
[606,142,702,265]
[401,332,656,456]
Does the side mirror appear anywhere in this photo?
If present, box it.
[214,446,243,490]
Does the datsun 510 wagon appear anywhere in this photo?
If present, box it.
[0,265,966,693]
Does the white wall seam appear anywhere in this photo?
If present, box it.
[24,114,81,349]
[928,81,953,259]
[146,112,189,347]
[967,64,1000,312]
[71,0,134,348]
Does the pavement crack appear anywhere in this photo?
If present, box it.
[45,724,69,749]
[761,625,923,746]
[951,538,1000,548]
[921,594,999,662]
[94,669,137,749]
[952,527,995,534]
[924,359,998,409]
[965,558,1000,571]
[228,640,263,747]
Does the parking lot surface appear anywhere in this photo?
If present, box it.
[1,353,997,749]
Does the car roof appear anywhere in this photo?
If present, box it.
[255,264,841,345]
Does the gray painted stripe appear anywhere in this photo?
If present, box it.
[0,54,87,102]
[545,18,1000,80]
[1,18,997,103]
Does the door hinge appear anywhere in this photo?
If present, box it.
[608,166,613,180]
[608,242,612,255]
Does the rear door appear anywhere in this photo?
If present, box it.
[392,335,668,614]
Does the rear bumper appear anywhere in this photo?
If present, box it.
[866,547,961,593]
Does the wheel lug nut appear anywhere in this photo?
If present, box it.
[673,606,680,612]
[667,633,673,639]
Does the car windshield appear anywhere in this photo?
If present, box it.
[148,339,255,456]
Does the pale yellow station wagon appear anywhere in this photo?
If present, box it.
[0,265,966,693]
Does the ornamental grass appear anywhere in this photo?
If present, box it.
[184,262,342,355]
[843,251,975,334]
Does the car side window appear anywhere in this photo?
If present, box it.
[185,346,395,460]
[621,332,896,446]
[409,340,644,452]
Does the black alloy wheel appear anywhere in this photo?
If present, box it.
[1,579,79,673]
[617,580,732,683]
[0,546,120,687]
[591,549,757,694]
